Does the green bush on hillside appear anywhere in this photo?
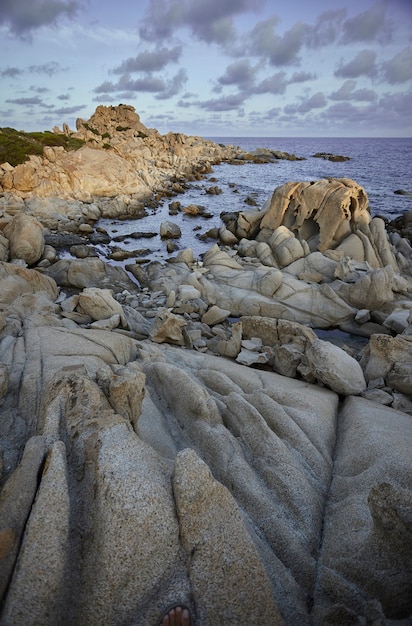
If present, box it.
[0,127,85,166]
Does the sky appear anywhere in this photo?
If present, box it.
[0,0,412,137]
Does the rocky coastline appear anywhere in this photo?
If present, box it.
[0,105,411,625]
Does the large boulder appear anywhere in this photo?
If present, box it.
[3,213,45,265]
[0,261,58,305]
[259,178,370,252]
[77,287,125,323]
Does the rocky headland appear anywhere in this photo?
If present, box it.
[0,105,411,625]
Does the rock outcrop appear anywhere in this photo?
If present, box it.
[0,110,411,625]
[0,105,244,211]
[0,290,411,624]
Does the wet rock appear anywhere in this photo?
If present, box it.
[313,152,350,161]
[160,221,181,239]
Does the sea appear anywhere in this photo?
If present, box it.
[96,137,412,264]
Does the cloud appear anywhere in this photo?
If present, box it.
[217,59,256,89]
[285,92,327,114]
[57,93,71,100]
[198,93,247,111]
[29,61,66,76]
[322,101,376,125]
[249,17,308,66]
[255,71,288,94]
[156,68,188,99]
[52,105,86,115]
[289,71,317,84]
[330,79,377,102]
[111,46,182,74]
[335,49,377,78]
[321,90,412,131]
[30,85,51,93]
[5,96,44,105]
[305,9,347,48]
[94,69,187,99]
[1,66,23,77]
[378,89,412,117]
[0,0,79,36]
[341,2,393,44]
[140,0,264,45]
[381,47,412,84]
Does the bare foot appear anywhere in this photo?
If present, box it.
[162,605,191,626]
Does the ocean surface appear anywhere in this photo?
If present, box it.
[97,136,412,264]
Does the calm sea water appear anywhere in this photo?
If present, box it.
[97,137,412,263]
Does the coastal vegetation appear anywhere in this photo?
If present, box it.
[0,127,85,166]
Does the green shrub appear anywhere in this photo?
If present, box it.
[82,123,100,135]
[116,125,130,132]
[0,127,85,166]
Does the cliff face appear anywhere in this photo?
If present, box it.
[0,104,241,201]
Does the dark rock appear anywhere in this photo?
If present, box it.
[205,186,222,195]
[88,230,111,245]
[313,152,350,162]
[45,232,86,248]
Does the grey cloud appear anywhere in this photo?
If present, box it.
[0,0,79,36]
[156,69,188,99]
[92,94,117,103]
[378,89,412,117]
[218,60,256,89]
[335,49,377,78]
[249,17,308,66]
[305,9,347,48]
[255,71,288,94]
[323,101,375,124]
[29,62,65,76]
[93,80,117,94]
[116,76,166,93]
[52,105,86,115]
[94,69,187,98]
[286,92,327,114]
[381,47,412,84]
[57,93,71,100]
[322,92,412,131]
[111,47,182,74]
[330,80,377,102]
[199,93,247,111]
[140,0,264,45]
[265,107,281,118]
[341,2,393,44]
[30,85,50,93]
[1,66,23,77]
[5,96,44,105]
[289,71,317,84]
[177,99,193,108]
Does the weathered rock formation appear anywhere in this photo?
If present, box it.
[0,272,411,624]
[0,111,411,625]
[0,105,244,214]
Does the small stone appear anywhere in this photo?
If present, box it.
[361,389,393,405]
[201,305,231,326]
